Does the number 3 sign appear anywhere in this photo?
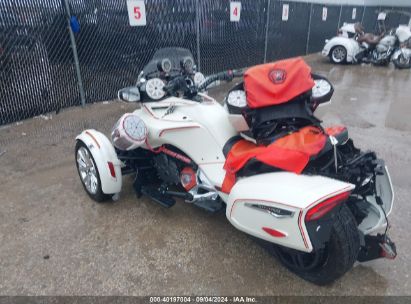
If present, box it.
[127,0,147,26]
[230,2,241,22]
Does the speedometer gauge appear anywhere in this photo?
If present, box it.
[145,78,165,100]
[312,79,332,99]
[227,90,247,108]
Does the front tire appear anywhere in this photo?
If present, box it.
[330,46,348,64]
[271,204,360,285]
[75,140,111,202]
[393,53,411,69]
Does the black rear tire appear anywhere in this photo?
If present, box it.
[271,204,360,285]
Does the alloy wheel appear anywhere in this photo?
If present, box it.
[332,46,347,63]
[77,146,98,194]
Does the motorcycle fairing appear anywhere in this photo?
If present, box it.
[244,57,314,109]
[135,98,237,187]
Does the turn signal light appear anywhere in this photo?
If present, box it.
[107,162,116,178]
[305,191,350,222]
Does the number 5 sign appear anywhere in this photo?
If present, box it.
[127,0,147,26]
[230,2,241,22]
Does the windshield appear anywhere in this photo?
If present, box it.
[142,47,195,76]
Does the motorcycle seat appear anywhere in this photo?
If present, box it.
[357,33,383,45]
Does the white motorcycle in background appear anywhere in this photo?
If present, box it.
[392,25,411,69]
[322,23,365,64]
[75,47,396,285]
[323,22,411,69]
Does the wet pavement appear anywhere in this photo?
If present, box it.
[0,54,410,295]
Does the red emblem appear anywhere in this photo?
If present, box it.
[268,69,287,84]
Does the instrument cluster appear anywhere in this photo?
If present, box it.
[140,56,205,101]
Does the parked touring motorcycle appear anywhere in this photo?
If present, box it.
[75,48,396,285]
[323,22,411,68]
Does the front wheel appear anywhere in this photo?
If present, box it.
[75,140,111,202]
[271,204,360,285]
[393,53,411,69]
[330,46,348,64]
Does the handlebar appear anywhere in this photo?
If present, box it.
[160,69,244,100]
[198,69,244,91]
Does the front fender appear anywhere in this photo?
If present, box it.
[322,37,361,62]
[76,129,122,194]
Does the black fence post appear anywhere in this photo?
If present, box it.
[306,3,313,55]
[63,0,86,107]
[263,0,271,63]
[195,0,201,71]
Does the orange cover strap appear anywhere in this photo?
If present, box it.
[222,126,327,193]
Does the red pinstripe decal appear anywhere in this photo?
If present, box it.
[298,210,309,249]
[159,126,200,137]
[85,131,100,149]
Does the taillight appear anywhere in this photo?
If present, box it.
[305,191,350,222]
[107,162,116,178]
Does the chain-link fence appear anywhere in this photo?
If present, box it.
[1,0,411,126]
[0,0,80,125]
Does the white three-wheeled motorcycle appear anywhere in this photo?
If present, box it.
[75,48,396,285]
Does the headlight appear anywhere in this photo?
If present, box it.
[112,114,147,151]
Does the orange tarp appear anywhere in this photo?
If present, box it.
[244,57,315,109]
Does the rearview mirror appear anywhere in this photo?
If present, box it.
[311,74,334,107]
[118,87,140,103]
